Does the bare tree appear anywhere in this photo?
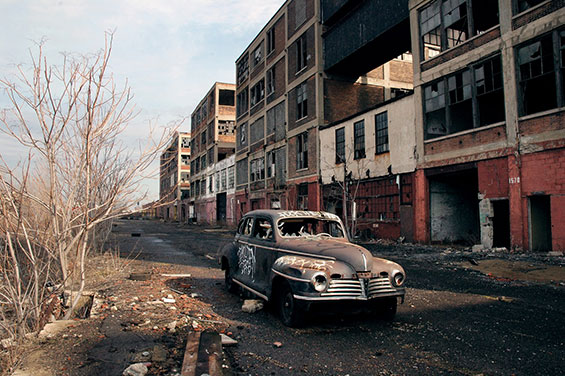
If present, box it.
[0,30,174,343]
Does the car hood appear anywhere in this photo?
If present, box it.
[277,237,392,272]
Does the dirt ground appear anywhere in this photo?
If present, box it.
[5,219,565,376]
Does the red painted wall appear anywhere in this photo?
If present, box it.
[478,158,509,198]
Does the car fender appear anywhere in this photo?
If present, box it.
[271,255,355,283]
[218,241,238,271]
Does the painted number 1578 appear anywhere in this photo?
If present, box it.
[509,177,520,184]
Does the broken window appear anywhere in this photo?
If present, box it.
[250,117,265,146]
[266,67,275,96]
[201,179,207,195]
[296,132,308,170]
[237,122,248,150]
[296,82,308,120]
[296,34,308,72]
[419,0,500,60]
[228,166,235,189]
[181,136,190,148]
[221,168,227,190]
[250,79,265,108]
[252,42,264,68]
[207,148,214,165]
[215,171,220,192]
[207,122,214,144]
[181,154,190,166]
[250,157,265,182]
[475,55,505,125]
[297,183,308,210]
[518,32,558,115]
[219,89,235,106]
[424,54,506,139]
[267,27,275,55]
[209,175,214,193]
[201,130,207,146]
[236,87,248,117]
[190,160,195,174]
[181,172,189,183]
[218,120,235,136]
[354,120,365,160]
[447,70,473,133]
[237,56,249,84]
[267,150,275,178]
[200,155,207,170]
[335,127,345,164]
[375,112,389,154]
[267,101,286,140]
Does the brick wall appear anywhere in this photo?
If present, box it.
[551,195,565,252]
[519,111,565,136]
[287,0,315,39]
[521,148,565,196]
[266,57,286,105]
[323,78,384,125]
[425,125,506,155]
[513,0,565,30]
[478,158,509,198]
[389,60,413,83]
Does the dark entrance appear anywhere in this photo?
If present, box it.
[216,193,227,223]
[529,195,552,252]
[492,199,510,248]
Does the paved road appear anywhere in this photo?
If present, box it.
[115,219,565,376]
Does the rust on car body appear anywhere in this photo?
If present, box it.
[218,209,406,326]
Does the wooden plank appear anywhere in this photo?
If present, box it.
[180,331,201,376]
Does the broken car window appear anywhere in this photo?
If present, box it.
[277,218,345,239]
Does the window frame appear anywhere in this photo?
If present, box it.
[296,82,308,120]
[266,27,275,56]
[353,120,366,160]
[296,132,308,170]
[375,112,389,155]
[296,34,308,73]
[266,67,275,96]
[335,127,345,164]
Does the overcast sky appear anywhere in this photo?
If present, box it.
[0,0,284,200]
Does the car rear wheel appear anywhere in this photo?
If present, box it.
[278,282,304,327]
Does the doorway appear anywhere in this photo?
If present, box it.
[492,199,510,248]
[216,193,227,223]
[529,195,552,252]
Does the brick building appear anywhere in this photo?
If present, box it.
[159,131,191,221]
[234,0,413,222]
[189,82,237,224]
[409,0,564,251]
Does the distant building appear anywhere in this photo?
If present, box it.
[159,131,191,221]
[234,0,413,222]
[189,82,237,224]
[409,0,565,251]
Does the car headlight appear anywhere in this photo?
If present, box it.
[311,273,328,292]
[392,272,405,287]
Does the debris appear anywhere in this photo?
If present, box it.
[472,245,484,252]
[190,293,201,298]
[467,258,479,266]
[273,341,283,348]
[122,362,150,376]
[167,320,177,332]
[129,272,151,281]
[162,297,176,303]
[205,254,215,260]
[152,345,168,362]
[242,299,264,313]
[131,233,141,237]
[161,273,192,278]
[220,334,238,346]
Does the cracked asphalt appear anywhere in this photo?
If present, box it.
[115,219,565,376]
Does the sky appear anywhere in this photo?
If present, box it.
[0,0,284,201]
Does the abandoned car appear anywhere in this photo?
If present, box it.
[219,210,406,326]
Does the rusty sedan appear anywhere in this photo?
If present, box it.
[219,210,406,326]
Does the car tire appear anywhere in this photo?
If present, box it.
[225,267,238,293]
[278,282,304,327]
[375,297,397,321]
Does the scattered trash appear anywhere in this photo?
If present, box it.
[129,272,151,281]
[190,293,201,299]
[167,320,177,332]
[161,273,192,278]
[162,297,176,304]
[273,341,283,348]
[205,254,215,260]
[122,362,150,376]
[242,299,264,313]
[220,334,238,346]
[467,258,479,266]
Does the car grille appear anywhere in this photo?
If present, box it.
[321,277,396,298]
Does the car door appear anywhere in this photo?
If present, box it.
[233,216,256,289]
[249,216,277,296]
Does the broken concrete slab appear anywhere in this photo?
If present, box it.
[220,334,238,346]
[38,320,76,339]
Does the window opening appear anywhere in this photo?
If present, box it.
[375,112,389,154]
[354,120,365,159]
[335,127,345,164]
[296,132,308,170]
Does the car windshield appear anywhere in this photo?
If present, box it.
[277,217,345,238]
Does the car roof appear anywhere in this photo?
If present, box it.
[243,209,341,221]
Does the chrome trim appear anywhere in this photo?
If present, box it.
[271,269,310,283]
[232,278,269,301]
[238,240,336,261]
[293,291,404,301]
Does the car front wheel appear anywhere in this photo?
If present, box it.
[278,282,304,327]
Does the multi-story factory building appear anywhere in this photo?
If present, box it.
[159,131,191,221]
